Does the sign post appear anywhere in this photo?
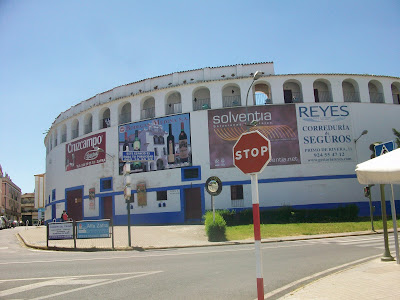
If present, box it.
[233,130,271,300]
[374,141,399,264]
[205,176,223,222]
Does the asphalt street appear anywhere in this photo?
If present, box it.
[0,227,396,300]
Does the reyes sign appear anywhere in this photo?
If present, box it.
[233,130,271,175]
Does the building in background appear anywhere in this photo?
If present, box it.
[43,62,400,225]
[0,165,21,222]
[34,173,46,209]
[21,193,38,225]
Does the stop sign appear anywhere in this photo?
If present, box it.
[233,130,271,175]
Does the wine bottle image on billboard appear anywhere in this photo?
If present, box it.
[133,130,142,170]
[167,124,175,164]
[179,122,188,163]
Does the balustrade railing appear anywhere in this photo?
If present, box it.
[141,107,155,119]
[223,95,241,107]
[343,92,360,102]
[166,103,182,115]
[193,98,211,111]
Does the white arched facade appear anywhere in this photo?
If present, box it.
[44,62,400,224]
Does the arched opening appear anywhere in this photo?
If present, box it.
[100,108,111,129]
[254,83,272,105]
[61,124,67,143]
[84,113,93,134]
[141,97,155,119]
[313,79,332,102]
[71,119,79,139]
[193,87,211,110]
[222,84,241,107]
[368,80,384,103]
[283,80,303,103]
[392,82,400,104]
[166,92,182,115]
[342,79,360,102]
[119,102,131,124]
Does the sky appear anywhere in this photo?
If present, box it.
[0,0,399,194]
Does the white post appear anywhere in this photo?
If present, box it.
[390,184,399,264]
[251,173,264,299]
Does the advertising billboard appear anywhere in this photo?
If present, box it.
[118,114,191,174]
[297,104,355,164]
[65,132,106,171]
[208,105,300,169]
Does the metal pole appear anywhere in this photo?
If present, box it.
[111,217,114,250]
[368,192,375,232]
[389,184,399,264]
[212,195,215,222]
[127,203,131,247]
[380,184,394,261]
[251,173,264,300]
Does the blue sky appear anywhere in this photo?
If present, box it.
[0,0,399,194]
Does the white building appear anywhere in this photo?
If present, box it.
[43,62,400,225]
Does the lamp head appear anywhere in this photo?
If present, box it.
[253,71,262,80]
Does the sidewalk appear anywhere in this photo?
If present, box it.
[279,258,400,300]
[17,226,400,299]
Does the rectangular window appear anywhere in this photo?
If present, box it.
[181,166,201,181]
[156,191,167,201]
[52,189,56,201]
[231,185,244,207]
[100,177,113,192]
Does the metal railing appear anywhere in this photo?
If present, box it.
[84,124,92,134]
[166,103,182,115]
[193,98,211,111]
[101,118,111,128]
[141,107,155,119]
[223,95,241,107]
[369,92,384,103]
[71,129,79,139]
[315,91,332,102]
[254,93,272,105]
[119,113,131,124]
[343,92,360,102]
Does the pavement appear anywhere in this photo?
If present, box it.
[17,225,400,299]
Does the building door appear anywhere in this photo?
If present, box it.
[314,89,320,102]
[184,187,202,221]
[66,188,83,221]
[102,196,113,220]
[284,90,293,103]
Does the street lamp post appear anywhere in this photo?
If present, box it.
[245,71,262,128]
[353,130,375,231]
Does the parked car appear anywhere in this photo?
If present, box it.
[0,216,10,228]
[0,218,5,229]
[12,220,19,227]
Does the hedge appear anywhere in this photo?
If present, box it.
[217,204,359,226]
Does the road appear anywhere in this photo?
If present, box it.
[0,227,396,299]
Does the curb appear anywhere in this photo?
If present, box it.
[17,229,394,252]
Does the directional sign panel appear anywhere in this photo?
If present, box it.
[122,151,155,162]
[374,141,395,157]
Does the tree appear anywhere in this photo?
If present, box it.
[393,128,400,148]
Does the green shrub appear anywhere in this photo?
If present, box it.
[204,211,227,241]
[215,204,360,226]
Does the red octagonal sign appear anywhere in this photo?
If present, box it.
[233,130,272,175]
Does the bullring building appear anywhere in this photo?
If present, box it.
[44,62,400,225]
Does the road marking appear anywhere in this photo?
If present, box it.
[261,254,380,300]
[0,271,162,299]
[31,271,163,300]
[0,247,8,250]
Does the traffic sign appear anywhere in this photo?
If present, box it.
[233,130,271,175]
[374,141,395,157]
[122,151,155,162]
